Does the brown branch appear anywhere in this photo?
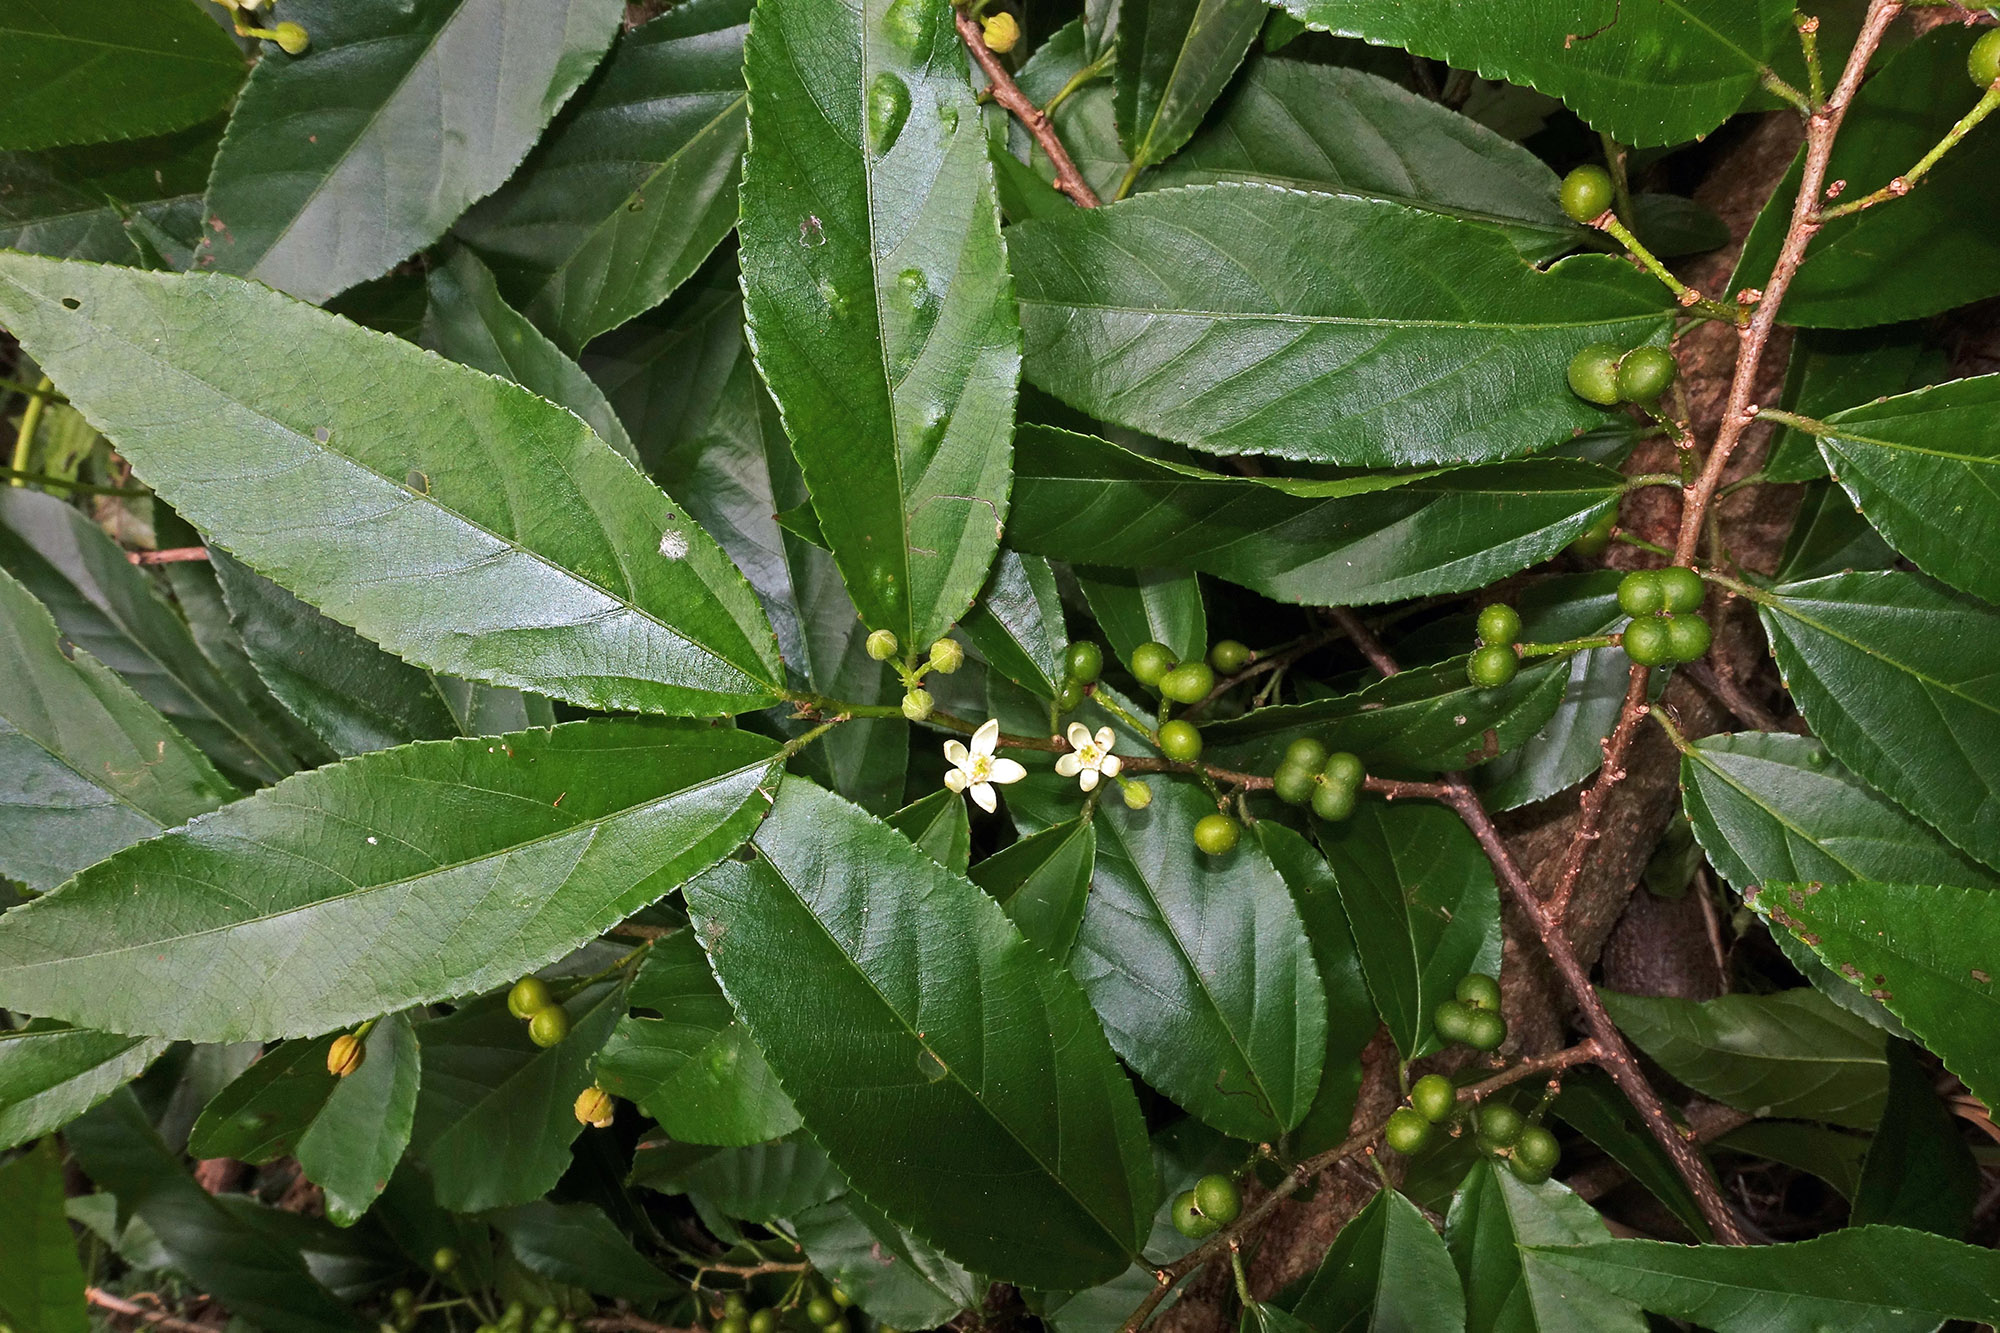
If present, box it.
[1182,626,1344,720]
[1546,670,1652,920]
[952,9,1100,208]
[1324,606,1399,677]
[87,1290,221,1333]
[583,1318,701,1333]
[127,546,210,565]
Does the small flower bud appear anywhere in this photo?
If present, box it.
[927,637,965,674]
[327,1032,364,1077]
[574,1085,616,1128]
[273,21,309,54]
[901,687,934,721]
[1121,778,1152,810]
[981,11,1020,52]
[866,628,900,661]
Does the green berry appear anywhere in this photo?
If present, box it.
[748,1313,776,1333]
[1172,1189,1220,1239]
[273,20,310,54]
[1410,1074,1456,1123]
[718,1318,747,1333]
[1311,779,1358,823]
[1622,615,1674,668]
[1511,1125,1561,1182]
[1272,763,1318,806]
[1192,1172,1242,1226]
[1566,343,1623,406]
[1193,813,1240,855]
[528,1005,570,1048]
[1572,509,1617,558]
[507,976,553,1018]
[1158,661,1215,704]
[1433,999,1477,1044]
[392,1291,418,1317]
[1665,612,1712,663]
[1321,751,1364,789]
[927,638,964,674]
[723,1296,748,1319]
[901,687,934,721]
[1209,639,1252,673]
[1123,780,1152,810]
[1283,737,1329,772]
[1158,720,1203,762]
[1130,641,1176,685]
[1055,678,1085,712]
[1477,603,1522,647]
[533,1308,561,1333]
[1617,569,1666,617]
[502,1301,528,1332]
[1066,641,1104,684]
[821,1320,847,1333]
[1467,644,1519,689]
[558,1323,576,1333]
[1656,565,1705,614]
[1972,27,2000,87]
[866,628,899,660]
[1559,164,1615,224]
[1456,973,1502,1011]
[433,1247,459,1272]
[1384,1107,1433,1155]
[1616,346,1677,402]
[829,1291,851,1309]
[806,1298,838,1325]
[1475,1102,1525,1150]
[1463,1008,1508,1052]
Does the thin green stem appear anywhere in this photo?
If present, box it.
[1596,216,1738,322]
[1798,15,1827,106]
[1716,469,1770,500]
[1518,634,1617,659]
[1228,1249,1254,1307]
[1598,131,1636,223]
[1822,83,2000,220]
[0,467,149,496]
[8,376,52,486]
[1613,529,1676,559]
[1113,157,1144,203]
[0,376,64,403]
[1759,67,1814,114]
[1092,690,1157,745]
[1624,472,1683,491]
[777,719,842,762]
[1044,46,1112,116]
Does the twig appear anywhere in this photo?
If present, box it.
[1324,606,1399,677]
[0,466,149,496]
[1182,626,1343,720]
[1820,81,2000,219]
[127,546,212,565]
[952,8,1100,207]
[582,1318,701,1333]
[87,1290,220,1333]
[1545,671,1652,920]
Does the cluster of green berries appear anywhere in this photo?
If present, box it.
[865,629,964,722]
[1170,1172,1243,1240]
[1130,640,1214,704]
[467,1300,576,1333]
[1135,639,1253,848]
[1617,568,1710,667]
[1972,28,2000,87]
[507,976,570,1047]
[1434,973,1507,1053]
[714,1287,852,1333]
[1466,602,1524,690]
[1383,1084,1560,1184]
[1567,342,1677,407]
[1270,737,1364,821]
[1057,639,1103,712]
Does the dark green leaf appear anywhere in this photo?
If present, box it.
[0,121,216,266]
[1550,1069,1708,1240]
[594,929,801,1147]
[0,565,232,891]
[960,549,1068,699]
[1597,987,1887,1128]
[188,1036,340,1165]
[1758,571,2000,868]
[1852,1040,1976,1237]
[1272,0,1792,147]
[685,778,1152,1289]
[971,817,1097,963]
[793,1192,982,1328]
[0,720,777,1041]
[0,255,786,717]
[1293,1188,1463,1333]
[1626,194,1728,260]
[739,0,1018,648]
[632,1134,844,1223]
[1012,187,1669,467]
[1765,326,1943,483]
[1530,1228,2000,1332]
[487,1201,678,1301]
[1713,1120,1867,1200]
[1113,0,1266,180]
[886,788,973,876]
[456,0,751,352]
[1077,779,1326,1139]
[1773,479,1897,584]
[1009,426,1621,605]
[0,1023,165,1152]
[0,1140,86,1333]
[0,0,243,152]
[1077,566,1206,670]
[198,0,624,304]
[298,1013,421,1226]
[1445,1160,1643,1332]
[1734,30,2000,327]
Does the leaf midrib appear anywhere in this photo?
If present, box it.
[1765,593,2000,720]
[1018,296,1663,333]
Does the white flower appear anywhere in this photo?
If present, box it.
[943,718,1026,814]
[1054,723,1123,792]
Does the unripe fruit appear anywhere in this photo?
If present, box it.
[1477,603,1522,647]
[1616,345,1677,402]
[1971,27,2000,87]
[528,1005,570,1048]
[1209,639,1252,673]
[1158,661,1215,704]
[1158,720,1203,762]
[327,1032,364,1077]
[1321,751,1364,789]
[928,638,964,674]
[1566,343,1623,406]
[748,1312,777,1333]
[1511,1125,1561,1182]
[1656,565,1705,614]
[433,1247,459,1272]
[1463,1008,1508,1052]
[1273,763,1317,806]
[273,21,309,54]
[574,1085,615,1128]
[533,1307,560,1333]
[821,1319,847,1333]
[502,1300,527,1330]
[1665,612,1711,662]
[806,1298,838,1325]
[392,1291,418,1317]
[866,629,900,661]
[1467,644,1519,689]
[723,1301,749,1322]
[1559,164,1615,224]
[830,1290,852,1309]
[1283,737,1329,772]
[1172,1190,1220,1239]
[1572,509,1617,558]
[1456,973,1502,1011]
[1122,780,1152,810]
[1311,779,1358,822]
[1066,641,1104,684]
[1193,813,1239,855]
[1617,569,1665,617]
[981,10,1020,52]
[1054,678,1085,712]
[1410,1073,1456,1123]
[1475,1102,1525,1149]
[1433,1000,1477,1045]
[508,976,554,1018]
[1193,1172,1242,1225]
[1384,1106,1433,1155]
[1130,641,1176,686]
[1622,616,1674,668]
[718,1317,746,1333]
[901,687,934,721]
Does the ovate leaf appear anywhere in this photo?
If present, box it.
[0,122,216,266]
[959,549,1068,699]
[0,1024,166,1152]
[0,720,777,1041]
[0,1140,86,1333]
[971,817,1098,963]
[1852,1040,1976,1237]
[487,1202,678,1301]
[793,1192,983,1328]
[1077,566,1206,671]
[1445,1161,1644,1333]
[1293,1188,1463,1333]
[187,1035,341,1165]
[685,778,1152,1289]
[739,0,1019,648]
[1764,326,1943,483]
[1114,0,1267,180]
[886,788,972,876]
[298,1012,422,1226]
[0,255,785,716]
[633,1134,845,1222]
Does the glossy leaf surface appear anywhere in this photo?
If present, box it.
[959,549,1068,698]
[187,1035,341,1165]
[794,1192,982,1328]
[488,1201,678,1301]
[972,817,1097,963]
[1447,1162,1644,1333]
[0,1023,165,1152]
[297,1012,422,1225]
[1113,0,1266,179]
[1294,1188,1464,1333]
[1077,567,1207,670]
[0,0,242,152]
[0,1140,85,1333]
[0,122,215,266]
[1852,1040,1976,1237]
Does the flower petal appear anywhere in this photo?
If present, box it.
[943,739,970,768]
[1095,726,1116,751]
[1101,754,1123,778]
[1055,753,1082,777]
[971,782,997,814]
[1066,722,1093,750]
[972,717,1001,755]
[1079,769,1100,792]
[988,757,1028,785]
[944,769,967,793]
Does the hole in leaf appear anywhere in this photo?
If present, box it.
[60,297,80,310]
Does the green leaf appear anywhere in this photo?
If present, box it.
[685,777,1152,1289]
[456,0,751,352]
[0,255,786,717]
[1529,1228,2000,1332]
[1852,1040,1976,1238]
[1077,566,1206,670]
[1764,326,1943,483]
[487,1201,678,1301]
[1010,426,1621,606]
[1757,571,2000,869]
[1713,1120,1868,1200]
[188,1036,341,1165]
[0,487,299,787]
[298,1013,421,1226]
[1272,0,1792,148]
[971,817,1097,963]
[739,0,1019,648]
[1001,22,1128,205]
[1321,801,1502,1061]
[594,929,801,1147]
[0,719,777,1041]
[793,1192,982,1328]
[0,1140,87,1333]
[1734,30,2000,328]
[198,0,624,304]
[0,0,243,153]
[886,788,972,876]
[0,1023,165,1153]
[960,549,1068,699]
[1446,1161,1644,1333]
[1293,1188,1463,1333]
[1773,479,1896,585]
[0,121,216,266]
[1550,1069,1707,1240]
[1751,880,2000,1120]
[1597,987,1887,1128]
[419,248,636,464]
[411,982,624,1212]
[632,1134,845,1222]
[1012,186,1669,468]
[1113,0,1266,180]
[0,565,232,891]
[1077,779,1326,1139]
